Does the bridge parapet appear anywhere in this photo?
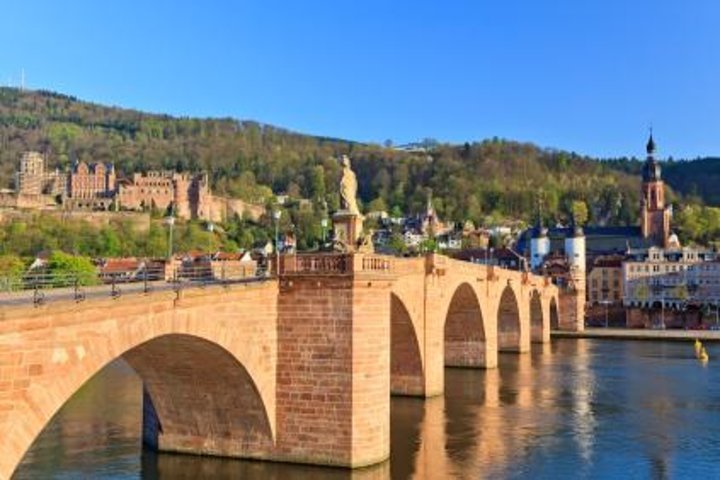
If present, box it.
[277,253,393,276]
[425,254,495,279]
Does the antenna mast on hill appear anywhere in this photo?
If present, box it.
[20,69,25,91]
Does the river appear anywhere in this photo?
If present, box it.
[14,339,720,479]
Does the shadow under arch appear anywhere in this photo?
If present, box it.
[550,297,560,330]
[15,333,274,477]
[444,283,487,367]
[530,290,544,343]
[391,293,425,396]
[497,285,521,352]
[126,334,274,455]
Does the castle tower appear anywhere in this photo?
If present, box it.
[559,224,586,332]
[640,133,671,247]
[564,225,586,273]
[16,152,45,195]
[173,173,191,220]
[530,217,550,272]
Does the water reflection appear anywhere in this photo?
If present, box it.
[15,340,720,479]
[140,451,390,480]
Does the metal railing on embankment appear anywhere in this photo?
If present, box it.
[0,265,267,307]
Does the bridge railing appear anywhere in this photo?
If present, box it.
[0,264,265,307]
[277,253,393,276]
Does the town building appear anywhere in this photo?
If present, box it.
[622,245,716,328]
[587,254,624,304]
[520,133,672,268]
[452,247,527,271]
[118,171,211,220]
[65,160,117,210]
[585,254,625,326]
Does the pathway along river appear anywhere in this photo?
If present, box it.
[14,339,720,479]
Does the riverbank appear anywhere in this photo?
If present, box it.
[552,327,720,342]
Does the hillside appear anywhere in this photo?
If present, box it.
[0,86,709,233]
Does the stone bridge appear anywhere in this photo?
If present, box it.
[0,253,567,479]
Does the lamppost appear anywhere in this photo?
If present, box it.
[321,217,328,248]
[207,221,215,255]
[600,298,611,328]
[273,210,282,275]
[652,282,666,330]
[164,212,175,260]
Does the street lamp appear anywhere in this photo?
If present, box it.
[207,221,215,255]
[164,214,175,260]
[651,282,666,330]
[599,298,612,328]
[321,217,328,248]
[273,210,282,275]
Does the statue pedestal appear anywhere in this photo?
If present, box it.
[333,211,363,251]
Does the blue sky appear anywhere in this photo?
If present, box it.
[1,0,719,158]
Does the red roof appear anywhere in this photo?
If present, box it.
[592,255,624,269]
[213,252,246,261]
[100,258,142,274]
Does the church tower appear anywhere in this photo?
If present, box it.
[640,133,671,247]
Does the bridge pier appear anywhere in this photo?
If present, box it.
[276,267,393,468]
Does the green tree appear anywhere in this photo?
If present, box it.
[47,251,98,286]
[388,232,407,255]
[571,200,589,225]
[367,197,387,213]
[0,254,26,290]
[309,165,326,200]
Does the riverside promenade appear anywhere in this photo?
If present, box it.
[553,327,720,342]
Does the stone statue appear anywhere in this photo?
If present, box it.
[339,155,361,215]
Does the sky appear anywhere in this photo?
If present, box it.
[1,0,719,158]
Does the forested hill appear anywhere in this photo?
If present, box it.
[664,159,720,205]
[0,87,716,229]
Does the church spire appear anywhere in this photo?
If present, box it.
[642,130,661,182]
[639,130,670,246]
[646,128,656,157]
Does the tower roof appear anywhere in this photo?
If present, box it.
[646,132,656,155]
[642,133,661,182]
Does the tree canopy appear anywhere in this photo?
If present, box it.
[0,87,718,246]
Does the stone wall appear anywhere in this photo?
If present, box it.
[0,209,151,233]
[276,273,391,467]
[0,283,278,479]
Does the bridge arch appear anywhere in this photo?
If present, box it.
[125,334,274,454]
[391,293,425,395]
[5,292,278,480]
[444,283,487,367]
[530,290,544,343]
[17,333,274,472]
[550,296,560,330]
[497,284,522,352]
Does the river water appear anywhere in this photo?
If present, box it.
[14,339,720,479]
